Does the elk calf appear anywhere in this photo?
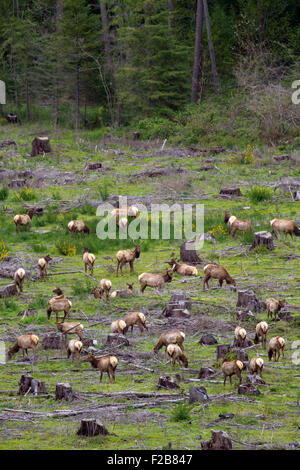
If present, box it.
[85,353,118,383]
[110,283,134,298]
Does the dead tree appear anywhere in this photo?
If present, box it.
[77,419,109,437]
[31,137,51,157]
[251,231,274,250]
[55,383,74,401]
[180,240,201,264]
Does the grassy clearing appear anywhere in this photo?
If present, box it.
[0,124,299,450]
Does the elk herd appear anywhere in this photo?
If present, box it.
[6,208,298,388]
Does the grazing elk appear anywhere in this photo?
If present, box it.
[83,248,95,276]
[124,311,148,334]
[14,208,35,234]
[254,321,268,349]
[38,255,52,279]
[224,211,253,238]
[168,258,198,276]
[203,264,236,291]
[138,268,173,293]
[85,353,118,383]
[154,330,185,353]
[7,334,39,359]
[234,326,247,348]
[68,220,91,239]
[268,336,285,362]
[266,298,286,321]
[91,279,112,302]
[14,268,26,293]
[166,344,189,368]
[110,319,127,335]
[116,245,140,275]
[222,359,244,386]
[270,218,300,239]
[249,357,264,378]
[67,339,83,360]
[57,322,84,340]
[47,288,72,322]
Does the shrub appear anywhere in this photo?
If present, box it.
[228,145,255,165]
[0,186,9,201]
[0,239,8,261]
[248,186,272,204]
[56,239,76,256]
[171,403,193,422]
[16,186,36,201]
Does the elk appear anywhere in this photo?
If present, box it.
[7,334,39,359]
[47,288,72,322]
[224,211,253,238]
[85,353,118,383]
[110,319,127,335]
[268,336,285,362]
[234,326,247,348]
[116,245,140,275]
[248,357,264,377]
[57,322,84,340]
[168,258,198,276]
[38,255,52,279]
[154,330,185,353]
[203,264,236,291]
[166,344,189,368]
[270,218,300,239]
[266,298,286,321]
[68,220,91,239]
[83,248,95,275]
[221,359,243,386]
[254,321,268,349]
[124,311,148,334]
[111,205,139,218]
[14,208,35,234]
[67,339,83,360]
[110,283,134,298]
[138,268,173,293]
[117,217,128,233]
[14,268,26,293]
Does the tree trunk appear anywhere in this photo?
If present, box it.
[25,77,30,123]
[55,383,74,401]
[75,62,80,132]
[251,231,274,250]
[203,0,220,94]
[191,0,204,103]
[100,1,113,71]
[54,0,64,128]
[168,0,175,34]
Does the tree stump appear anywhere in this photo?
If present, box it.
[0,140,16,149]
[216,344,231,360]
[236,310,255,322]
[293,191,300,201]
[180,240,201,264]
[246,375,265,386]
[0,284,18,298]
[162,293,192,318]
[84,162,102,171]
[77,419,109,437]
[18,374,46,396]
[189,386,209,403]
[6,113,20,124]
[42,332,65,350]
[31,137,51,157]
[219,187,242,197]
[158,375,180,390]
[198,367,216,379]
[105,333,129,347]
[251,231,274,250]
[55,383,74,401]
[236,289,264,313]
[201,430,233,450]
[199,334,218,345]
[238,383,260,396]
[235,349,249,363]
[278,308,293,322]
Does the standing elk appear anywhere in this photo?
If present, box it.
[85,353,118,383]
[224,211,253,238]
[14,268,26,293]
[66,339,83,360]
[68,220,91,239]
[154,330,185,353]
[56,322,84,340]
[234,326,247,348]
[116,245,140,275]
[47,288,72,322]
[222,359,244,386]
[83,248,95,276]
[14,209,35,234]
[266,298,286,321]
[254,321,268,349]
[249,357,264,377]
[138,268,173,293]
[166,344,189,368]
[38,255,52,279]
[268,336,285,362]
[203,264,236,291]
[124,311,148,334]
[7,334,39,359]
[270,218,300,239]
